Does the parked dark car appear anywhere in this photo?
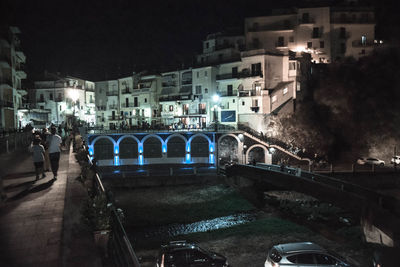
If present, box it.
[156,241,229,267]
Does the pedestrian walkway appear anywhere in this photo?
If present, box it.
[0,146,104,266]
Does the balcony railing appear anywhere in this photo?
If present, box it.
[182,80,192,85]
[108,105,118,110]
[275,41,288,48]
[216,70,263,80]
[106,91,118,96]
[352,40,374,47]
[108,116,121,121]
[248,24,294,32]
[121,88,131,94]
[37,99,45,103]
[97,105,107,111]
[121,103,135,108]
[298,18,315,24]
[331,18,375,24]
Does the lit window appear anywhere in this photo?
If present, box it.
[283,88,288,95]
[361,35,366,46]
[169,105,173,111]
[272,95,277,103]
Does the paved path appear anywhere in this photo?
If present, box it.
[0,147,104,266]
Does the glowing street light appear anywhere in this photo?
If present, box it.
[68,89,79,123]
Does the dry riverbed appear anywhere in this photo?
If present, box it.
[112,183,373,267]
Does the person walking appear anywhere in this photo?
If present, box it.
[41,128,51,172]
[47,126,62,180]
[30,135,46,181]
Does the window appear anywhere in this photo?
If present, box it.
[204,71,207,77]
[312,27,319,38]
[307,42,312,48]
[277,36,284,46]
[40,106,44,109]
[252,22,259,30]
[251,63,262,76]
[320,41,324,48]
[340,27,346,38]
[302,12,309,23]
[134,97,138,107]
[232,99,235,103]
[296,253,315,264]
[254,99,258,106]
[340,43,346,54]
[252,38,259,48]
[196,85,202,94]
[232,67,238,77]
[283,87,288,95]
[218,54,223,61]
[144,98,147,103]
[315,254,337,265]
[40,94,44,102]
[169,105,173,111]
[289,36,294,42]
[50,93,53,100]
[196,71,199,78]
[272,95,277,103]
[205,88,208,94]
[242,101,245,106]
[289,62,296,70]
[227,85,233,96]
[59,106,62,111]
[206,42,209,49]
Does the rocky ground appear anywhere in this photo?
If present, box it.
[111,182,374,267]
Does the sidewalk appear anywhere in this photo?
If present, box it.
[0,147,104,266]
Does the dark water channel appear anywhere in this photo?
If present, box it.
[130,212,258,239]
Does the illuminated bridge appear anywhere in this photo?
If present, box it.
[84,130,310,167]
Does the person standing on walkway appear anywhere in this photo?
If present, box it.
[47,126,62,180]
[30,135,46,180]
[41,128,51,172]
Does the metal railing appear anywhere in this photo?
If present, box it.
[85,149,141,267]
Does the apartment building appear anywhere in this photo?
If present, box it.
[33,75,95,127]
[0,26,27,130]
[245,5,375,63]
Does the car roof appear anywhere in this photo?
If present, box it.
[275,242,325,255]
[161,241,197,253]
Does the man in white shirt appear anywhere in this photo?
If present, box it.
[47,126,62,180]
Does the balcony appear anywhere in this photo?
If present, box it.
[96,105,107,111]
[108,105,118,110]
[37,99,45,103]
[250,106,260,112]
[298,18,315,24]
[248,24,294,32]
[108,116,121,121]
[275,41,288,48]
[162,82,177,87]
[121,103,135,108]
[121,88,131,94]
[216,70,263,80]
[106,90,118,96]
[352,40,374,47]
[182,80,192,85]
[331,18,375,24]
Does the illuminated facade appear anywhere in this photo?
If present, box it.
[0,26,27,130]
[245,6,375,63]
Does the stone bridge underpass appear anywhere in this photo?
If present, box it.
[85,130,311,167]
[225,163,400,247]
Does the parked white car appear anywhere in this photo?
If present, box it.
[357,157,385,166]
[390,156,400,165]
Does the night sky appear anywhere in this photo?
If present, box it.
[1,0,398,83]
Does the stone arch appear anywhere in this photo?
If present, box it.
[190,134,210,157]
[118,135,139,159]
[143,135,163,158]
[218,134,240,163]
[93,137,115,160]
[166,134,187,158]
[246,144,270,164]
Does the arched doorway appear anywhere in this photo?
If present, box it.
[218,135,239,164]
[167,136,186,158]
[93,138,114,161]
[190,135,209,157]
[119,137,139,159]
[143,136,162,158]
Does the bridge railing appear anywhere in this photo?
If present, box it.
[84,148,141,267]
[254,163,399,215]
